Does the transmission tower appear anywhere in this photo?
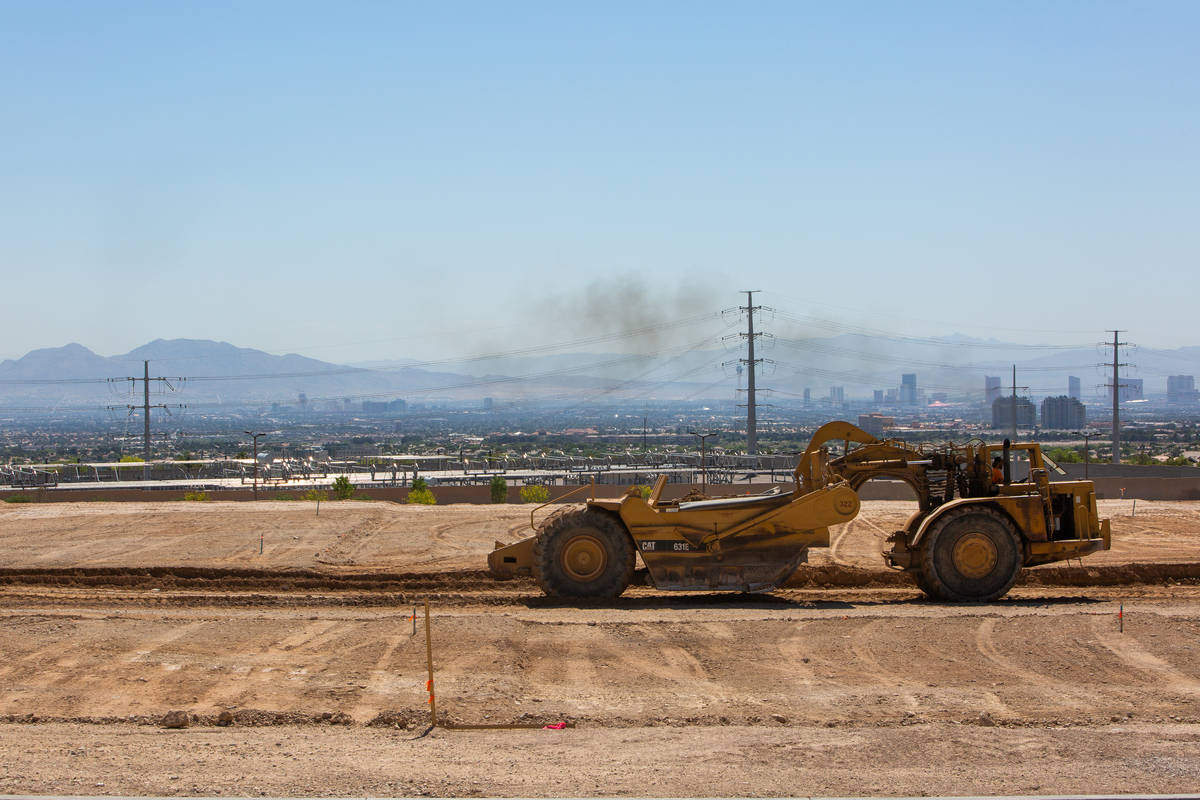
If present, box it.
[108,361,185,480]
[734,290,772,455]
[1104,331,1131,464]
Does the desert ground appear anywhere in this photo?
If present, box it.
[0,498,1198,796]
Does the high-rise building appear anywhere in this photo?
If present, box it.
[992,396,1035,429]
[1041,396,1086,429]
[1167,375,1198,404]
[1068,376,1081,400]
[1110,378,1144,402]
[873,389,884,403]
[900,373,917,405]
[985,376,1002,404]
[803,388,811,404]
[830,386,845,404]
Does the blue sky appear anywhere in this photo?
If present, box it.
[2,1,1197,363]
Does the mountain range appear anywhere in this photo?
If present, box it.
[2,337,1199,411]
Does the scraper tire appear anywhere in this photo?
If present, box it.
[918,507,1022,602]
[534,509,635,599]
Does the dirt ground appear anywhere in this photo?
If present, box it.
[1,499,1199,796]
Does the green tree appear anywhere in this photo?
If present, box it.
[490,475,508,504]
[1045,447,1082,464]
[332,475,355,500]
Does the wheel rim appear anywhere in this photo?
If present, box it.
[561,533,607,581]
[952,531,999,579]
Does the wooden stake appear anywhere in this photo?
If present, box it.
[424,599,437,727]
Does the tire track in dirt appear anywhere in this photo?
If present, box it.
[972,617,1106,717]
[828,520,858,567]
[829,517,891,568]
[315,515,392,566]
[1090,616,1200,698]
[602,625,725,715]
[350,632,409,722]
[846,619,923,714]
[196,619,345,711]
[81,619,215,717]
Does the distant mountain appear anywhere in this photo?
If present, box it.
[0,339,469,409]
[0,338,717,410]
[0,343,112,380]
[3,335,1199,413]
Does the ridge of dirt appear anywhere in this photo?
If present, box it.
[1,561,1197,593]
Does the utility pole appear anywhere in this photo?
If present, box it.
[689,430,717,495]
[244,431,267,500]
[143,361,151,475]
[1008,365,1028,441]
[1074,430,1092,480]
[1106,330,1129,464]
[108,361,183,481]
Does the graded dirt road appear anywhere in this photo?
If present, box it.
[0,499,1198,796]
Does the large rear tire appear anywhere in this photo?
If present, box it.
[910,567,938,598]
[534,509,635,599]
[917,507,1022,602]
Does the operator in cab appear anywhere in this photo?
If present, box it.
[991,456,1004,485]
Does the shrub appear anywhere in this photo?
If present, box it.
[303,489,328,502]
[183,491,210,501]
[490,475,508,503]
[3,494,33,503]
[332,475,355,500]
[119,455,144,463]
[407,487,437,505]
[632,484,653,500]
[519,484,550,504]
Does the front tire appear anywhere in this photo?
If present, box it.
[918,507,1022,602]
[534,509,635,599]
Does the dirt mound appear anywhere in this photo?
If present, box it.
[1021,561,1200,586]
[786,562,1200,590]
[3,561,1198,596]
[0,565,531,592]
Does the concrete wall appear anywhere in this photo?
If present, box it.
[3,483,693,505]
[8,473,1200,504]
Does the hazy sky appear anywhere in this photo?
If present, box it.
[2,1,1197,363]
